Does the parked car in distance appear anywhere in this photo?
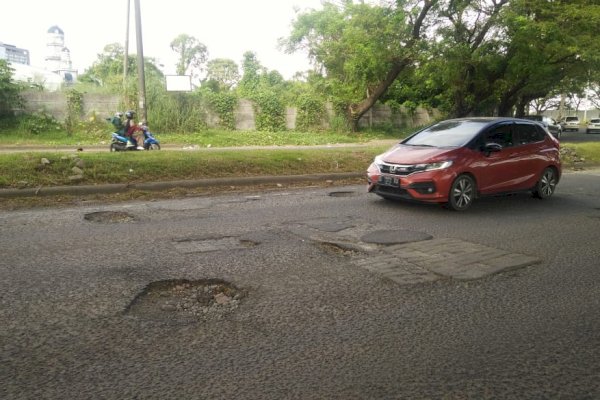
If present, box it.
[366,117,562,211]
[559,116,580,132]
[586,118,600,134]
[522,115,562,139]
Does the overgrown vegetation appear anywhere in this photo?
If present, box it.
[2,2,600,138]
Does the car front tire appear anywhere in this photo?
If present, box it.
[533,167,558,199]
[448,174,476,211]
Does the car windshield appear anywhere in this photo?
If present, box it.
[403,120,487,147]
[590,119,600,123]
[566,117,578,121]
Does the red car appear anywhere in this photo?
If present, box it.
[367,117,562,211]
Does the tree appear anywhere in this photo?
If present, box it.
[205,58,240,91]
[283,0,438,131]
[0,60,23,117]
[170,34,208,78]
[79,43,164,89]
[237,51,266,98]
[418,0,600,117]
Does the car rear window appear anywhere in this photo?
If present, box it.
[403,120,487,147]
[565,117,579,122]
[590,119,600,124]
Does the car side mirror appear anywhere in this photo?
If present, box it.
[483,142,502,156]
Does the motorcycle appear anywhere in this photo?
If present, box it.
[109,125,161,152]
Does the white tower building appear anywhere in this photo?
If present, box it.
[45,25,77,84]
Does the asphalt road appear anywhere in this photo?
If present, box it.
[1,170,599,399]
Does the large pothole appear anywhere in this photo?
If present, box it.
[125,279,245,323]
[84,211,136,223]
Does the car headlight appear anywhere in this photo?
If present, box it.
[413,161,453,172]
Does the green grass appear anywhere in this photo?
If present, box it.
[0,147,390,189]
[0,127,403,147]
[0,128,598,191]
[564,142,600,164]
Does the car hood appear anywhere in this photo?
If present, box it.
[380,144,459,164]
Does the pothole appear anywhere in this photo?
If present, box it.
[317,241,363,256]
[328,191,356,197]
[125,279,245,323]
[84,211,136,223]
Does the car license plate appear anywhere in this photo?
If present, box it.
[379,176,400,187]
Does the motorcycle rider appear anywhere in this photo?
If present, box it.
[124,110,145,150]
[107,112,125,135]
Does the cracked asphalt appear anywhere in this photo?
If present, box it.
[1,170,599,399]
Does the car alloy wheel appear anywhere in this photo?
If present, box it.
[533,167,557,199]
[448,174,475,211]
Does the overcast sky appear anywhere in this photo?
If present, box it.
[1,0,324,79]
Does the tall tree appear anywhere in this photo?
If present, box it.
[283,0,437,131]
[205,58,240,91]
[79,43,164,88]
[170,34,208,78]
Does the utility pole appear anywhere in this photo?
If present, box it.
[134,0,147,123]
[123,0,130,87]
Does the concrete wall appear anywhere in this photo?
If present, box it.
[21,91,121,120]
[19,91,436,131]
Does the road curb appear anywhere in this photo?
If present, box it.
[0,172,364,198]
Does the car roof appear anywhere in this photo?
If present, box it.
[443,117,545,126]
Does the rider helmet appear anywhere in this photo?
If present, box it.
[115,112,123,118]
[125,110,135,120]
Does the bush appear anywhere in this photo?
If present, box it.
[17,112,62,134]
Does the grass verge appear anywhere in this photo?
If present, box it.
[0,147,388,189]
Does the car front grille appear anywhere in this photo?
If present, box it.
[378,163,417,176]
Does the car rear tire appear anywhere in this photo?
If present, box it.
[533,167,558,199]
[448,174,475,211]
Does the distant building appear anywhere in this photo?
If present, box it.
[0,42,30,65]
[45,25,77,83]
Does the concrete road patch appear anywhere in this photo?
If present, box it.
[355,237,540,283]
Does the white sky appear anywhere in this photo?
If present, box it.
[1,0,324,79]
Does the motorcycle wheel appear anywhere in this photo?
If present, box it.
[148,143,161,150]
[110,143,118,152]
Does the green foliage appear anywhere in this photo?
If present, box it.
[0,60,24,117]
[144,77,209,134]
[237,52,264,98]
[78,43,165,94]
[17,111,62,134]
[205,58,240,91]
[205,90,238,130]
[64,89,84,136]
[254,92,286,132]
[295,93,325,131]
[237,52,288,132]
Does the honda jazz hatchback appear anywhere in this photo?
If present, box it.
[367,117,561,210]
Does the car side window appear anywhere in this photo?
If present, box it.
[514,123,545,145]
[481,123,513,148]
